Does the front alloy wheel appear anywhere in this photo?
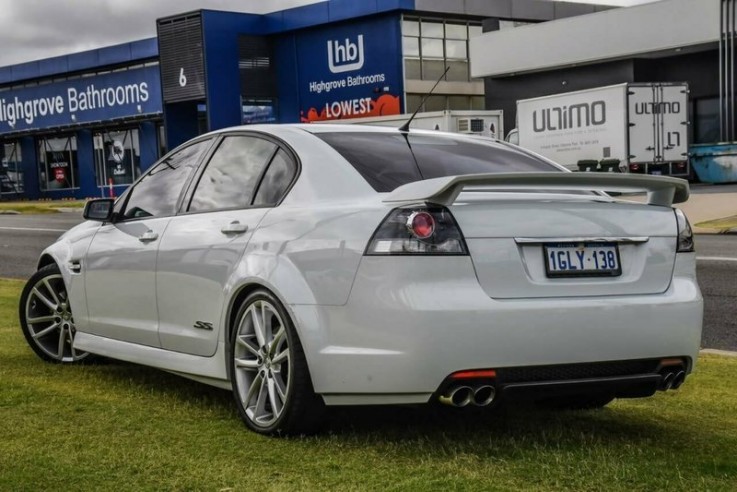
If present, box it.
[230,290,323,435]
[19,264,89,363]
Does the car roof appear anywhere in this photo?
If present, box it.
[205,123,476,138]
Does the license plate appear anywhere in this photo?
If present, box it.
[544,242,621,277]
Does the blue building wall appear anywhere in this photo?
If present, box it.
[0,63,163,199]
[202,10,266,132]
[0,38,158,86]
[19,137,39,199]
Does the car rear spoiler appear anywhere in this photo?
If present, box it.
[382,173,689,207]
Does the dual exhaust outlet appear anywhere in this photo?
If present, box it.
[439,384,496,408]
[659,370,686,391]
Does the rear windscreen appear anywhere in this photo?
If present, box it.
[316,132,560,192]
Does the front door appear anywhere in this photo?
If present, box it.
[83,138,213,346]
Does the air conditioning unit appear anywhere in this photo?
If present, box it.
[457,118,486,134]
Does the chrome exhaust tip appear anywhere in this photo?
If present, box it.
[473,385,496,407]
[671,371,686,390]
[439,386,474,407]
[661,372,674,391]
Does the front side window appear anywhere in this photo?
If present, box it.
[38,136,78,191]
[189,136,277,213]
[121,139,211,220]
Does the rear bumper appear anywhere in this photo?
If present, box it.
[290,253,702,405]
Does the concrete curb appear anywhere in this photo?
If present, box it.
[700,348,737,358]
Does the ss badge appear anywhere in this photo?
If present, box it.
[193,321,214,331]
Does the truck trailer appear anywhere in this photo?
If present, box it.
[509,83,690,177]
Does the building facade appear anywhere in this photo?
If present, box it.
[0,0,608,200]
[471,0,728,150]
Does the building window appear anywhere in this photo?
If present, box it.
[93,128,141,187]
[1,141,23,194]
[402,17,481,83]
[38,136,78,191]
[694,97,719,144]
[242,98,278,124]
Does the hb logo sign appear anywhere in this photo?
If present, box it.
[327,34,364,73]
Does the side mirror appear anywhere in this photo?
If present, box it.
[83,199,115,222]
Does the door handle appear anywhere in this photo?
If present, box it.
[221,221,248,235]
[138,230,159,243]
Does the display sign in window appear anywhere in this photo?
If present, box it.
[93,128,142,187]
[38,136,78,191]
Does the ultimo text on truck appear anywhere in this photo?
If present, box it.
[508,83,690,177]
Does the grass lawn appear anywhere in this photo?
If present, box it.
[695,215,737,233]
[0,200,86,214]
[1,279,736,490]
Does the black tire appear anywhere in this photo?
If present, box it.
[19,263,90,363]
[536,393,614,410]
[229,289,324,435]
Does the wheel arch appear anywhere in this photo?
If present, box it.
[37,254,57,271]
[224,280,320,388]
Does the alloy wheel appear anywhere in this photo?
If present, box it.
[24,273,87,362]
[233,299,292,428]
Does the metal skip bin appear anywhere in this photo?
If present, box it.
[690,143,737,183]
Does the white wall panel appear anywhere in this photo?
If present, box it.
[470,0,720,78]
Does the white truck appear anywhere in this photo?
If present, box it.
[509,83,690,176]
[325,110,504,140]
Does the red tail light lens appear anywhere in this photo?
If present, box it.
[451,369,497,380]
[407,211,435,239]
[365,205,468,255]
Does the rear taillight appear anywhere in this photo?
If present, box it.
[674,208,694,253]
[365,205,468,255]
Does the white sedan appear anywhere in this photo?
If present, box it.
[19,125,703,435]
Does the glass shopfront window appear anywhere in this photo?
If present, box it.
[1,141,24,194]
[93,128,141,186]
[38,136,78,191]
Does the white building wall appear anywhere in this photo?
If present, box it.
[470,0,721,78]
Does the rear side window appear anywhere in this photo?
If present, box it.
[316,132,559,192]
[253,149,297,206]
[189,136,277,213]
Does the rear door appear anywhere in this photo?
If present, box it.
[628,85,658,166]
[660,85,689,164]
[628,84,689,173]
[84,139,213,346]
[156,134,298,356]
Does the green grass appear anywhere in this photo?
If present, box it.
[0,200,85,214]
[695,215,737,233]
[1,279,736,490]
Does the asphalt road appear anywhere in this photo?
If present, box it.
[1,211,735,351]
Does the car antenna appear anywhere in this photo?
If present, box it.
[399,66,450,133]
